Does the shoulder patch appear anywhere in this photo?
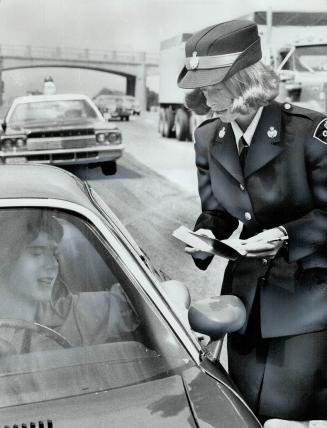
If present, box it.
[313,118,327,145]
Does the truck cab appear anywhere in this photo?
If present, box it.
[277,42,327,112]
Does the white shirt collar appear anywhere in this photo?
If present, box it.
[231,106,264,153]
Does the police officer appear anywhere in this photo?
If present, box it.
[178,20,327,427]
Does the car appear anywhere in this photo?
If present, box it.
[0,94,123,175]
[95,95,132,121]
[125,96,141,115]
[0,164,262,428]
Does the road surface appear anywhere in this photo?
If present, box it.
[73,112,228,301]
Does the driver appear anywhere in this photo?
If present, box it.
[0,210,139,353]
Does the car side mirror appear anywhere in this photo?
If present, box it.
[188,295,246,361]
[1,122,6,132]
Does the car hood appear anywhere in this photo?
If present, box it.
[0,367,258,427]
[5,120,117,134]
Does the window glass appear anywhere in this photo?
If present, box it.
[0,208,193,408]
[294,45,327,72]
[9,99,98,124]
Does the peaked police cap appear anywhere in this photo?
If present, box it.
[177,20,262,89]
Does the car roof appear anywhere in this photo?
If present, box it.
[0,164,97,211]
[11,94,92,104]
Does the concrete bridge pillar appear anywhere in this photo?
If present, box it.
[135,52,147,112]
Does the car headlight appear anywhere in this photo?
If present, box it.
[15,138,26,148]
[2,139,14,150]
[108,132,121,145]
[96,133,106,144]
[95,131,121,145]
[1,136,27,151]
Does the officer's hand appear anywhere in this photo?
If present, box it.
[241,228,286,258]
[220,238,247,256]
[184,228,214,256]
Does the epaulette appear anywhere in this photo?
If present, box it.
[197,117,219,129]
[281,102,321,122]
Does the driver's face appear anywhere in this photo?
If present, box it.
[10,232,59,303]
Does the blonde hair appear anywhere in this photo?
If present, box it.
[184,61,279,115]
[225,61,279,113]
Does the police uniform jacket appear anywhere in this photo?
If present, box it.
[193,101,327,338]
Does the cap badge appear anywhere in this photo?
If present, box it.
[218,126,226,139]
[190,51,199,70]
[267,126,277,139]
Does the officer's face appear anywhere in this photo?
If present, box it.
[200,83,240,123]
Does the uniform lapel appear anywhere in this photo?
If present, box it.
[244,102,284,178]
[210,121,244,184]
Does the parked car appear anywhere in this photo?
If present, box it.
[0,164,261,428]
[0,94,123,175]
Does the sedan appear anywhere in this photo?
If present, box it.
[0,94,123,175]
[0,164,261,428]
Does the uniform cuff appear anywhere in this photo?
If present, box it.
[277,225,288,237]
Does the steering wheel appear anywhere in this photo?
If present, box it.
[0,318,73,350]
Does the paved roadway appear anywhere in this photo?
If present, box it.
[74,112,228,301]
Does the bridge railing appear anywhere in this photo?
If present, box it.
[0,44,159,65]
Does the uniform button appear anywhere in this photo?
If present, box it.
[244,212,252,221]
[262,258,268,265]
[284,103,291,110]
[240,183,245,191]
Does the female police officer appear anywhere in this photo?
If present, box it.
[177,20,327,426]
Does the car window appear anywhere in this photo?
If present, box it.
[9,99,98,124]
[294,45,327,72]
[0,208,193,408]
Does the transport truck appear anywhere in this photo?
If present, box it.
[158,11,327,141]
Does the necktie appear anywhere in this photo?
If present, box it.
[239,136,249,174]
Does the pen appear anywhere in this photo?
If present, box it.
[267,236,289,243]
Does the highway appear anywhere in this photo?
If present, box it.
[72,112,227,301]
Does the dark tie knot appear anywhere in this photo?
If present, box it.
[239,136,248,152]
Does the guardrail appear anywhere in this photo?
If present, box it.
[0,44,159,65]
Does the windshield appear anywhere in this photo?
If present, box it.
[8,99,99,125]
[294,45,327,72]
[0,208,193,408]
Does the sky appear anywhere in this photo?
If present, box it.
[0,0,326,103]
